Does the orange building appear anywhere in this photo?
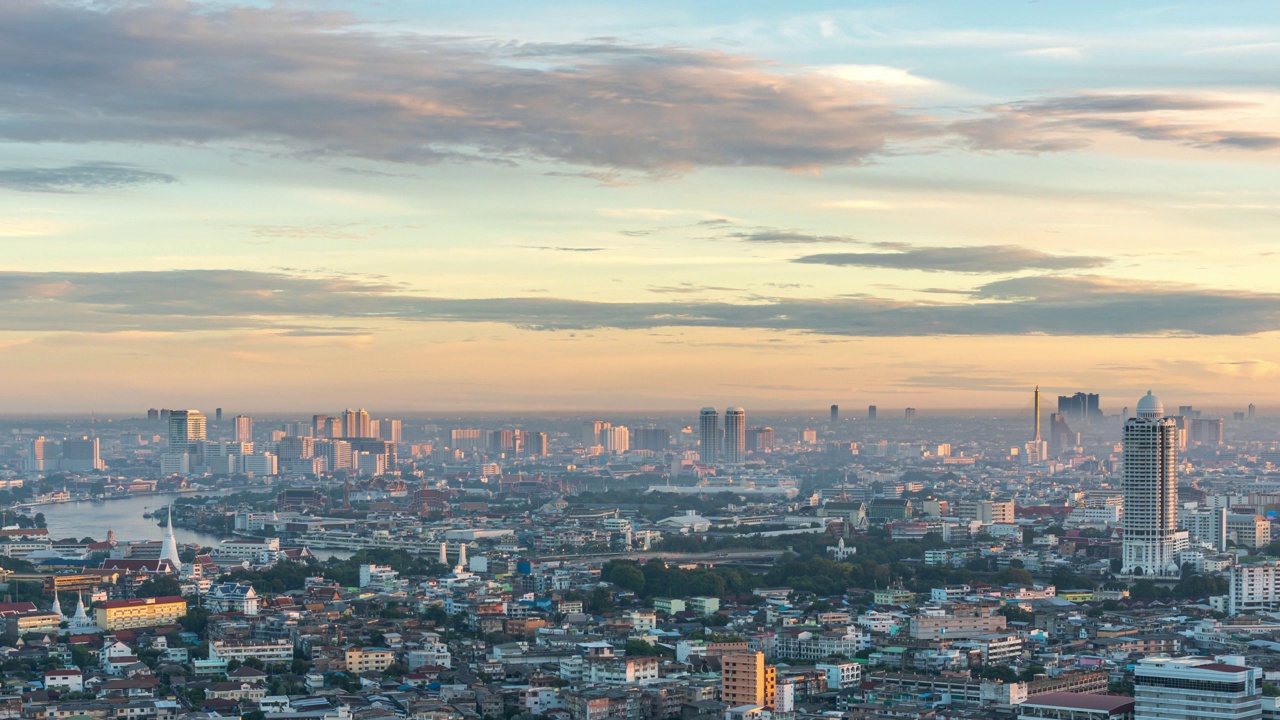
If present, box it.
[721,652,776,708]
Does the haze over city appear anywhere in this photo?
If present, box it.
[3,1,1280,411]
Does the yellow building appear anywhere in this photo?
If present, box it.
[345,646,395,673]
[93,595,188,631]
[721,652,776,708]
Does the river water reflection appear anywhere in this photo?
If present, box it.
[34,491,351,560]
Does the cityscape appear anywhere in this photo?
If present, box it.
[5,1,1280,720]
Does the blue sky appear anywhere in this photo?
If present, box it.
[1,0,1279,412]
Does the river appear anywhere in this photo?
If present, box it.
[33,491,351,559]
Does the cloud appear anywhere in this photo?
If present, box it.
[521,245,606,252]
[0,163,176,193]
[0,269,1277,338]
[726,230,860,244]
[0,0,939,174]
[956,92,1280,153]
[792,245,1108,273]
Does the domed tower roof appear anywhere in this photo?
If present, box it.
[1136,390,1164,419]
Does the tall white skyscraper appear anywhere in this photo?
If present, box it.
[1121,391,1188,577]
[699,407,719,464]
[724,407,746,464]
[168,410,207,454]
[25,437,50,472]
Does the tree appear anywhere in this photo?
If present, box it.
[602,562,646,594]
[33,513,46,529]
[979,665,1017,682]
[588,587,614,614]
[992,567,1033,587]
[135,575,184,598]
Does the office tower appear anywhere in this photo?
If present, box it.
[489,429,514,452]
[723,407,746,464]
[1133,656,1260,720]
[160,408,171,421]
[867,405,877,421]
[25,437,50,472]
[325,417,343,439]
[1121,392,1188,577]
[312,414,329,438]
[147,408,159,422]
[168,410,207,454]
[721,652,776,708]
[1249,403,1257,420]
[830,404,839,423]
[630,428,670,453]
[317,439,353,471]
[233,415,253,443]
[277,436,316,461]
[1048,413,1075,452]
[61,437,104,472]
[746,426,775,453]
[1178,405,1200,420]
[1057,392,1103,422]
[381,419,403,444]
[1192,418,1225,445]
[527,431,548,457]
[699,407,720,463]
[450,428,484,451]
[583,420,608,447]
[342,408,372,438]
[369,419,380,440]
[603,426,630,453]
[215,407,222,423]
[904,407,917,422]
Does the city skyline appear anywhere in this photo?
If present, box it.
[4,1,1280,410]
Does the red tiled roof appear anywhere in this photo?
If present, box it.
[1196,663,1253,673]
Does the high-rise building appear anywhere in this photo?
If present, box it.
[1191,418,1225,445]
[583,420,608,447]
[325,417,343,439]
[60,437,103,472]
[167,410,207,454]
[1133,656,1261,720]
[630,428,670,452]
[904,407,917,422]
[451,428,484,451]
[830,404,839,423]
[1121,392,1188,577]
[1230,561,1280,615]
[147,408,159,422]
[381,419,403,444]
[526,431,548,457]
[489,429,514,452]
[1248,403,1257,420]
[233,415,253,443]
[312,414,329,438]
[25,437,51,472]
[746,426,775,452]
[215,408,222,423]
[1048,413,1076,453]
[603,426,630,454]
[1057,392,1103,422]
[699,407,719,464]
[342,409,372,438]
[1025,387,1048,463]
[721,652,776,708]
[867,405,877,421]
[724,407,746,464]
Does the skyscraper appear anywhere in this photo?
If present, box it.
[381,419,403,444]
[904,407,917,422]
[867,405,877,421]
[1121,391,1188,577]
[167,410,207,454]
[830,404,839,423]
[343,408,372,438]
[25,437,50,472]
[233,415,253,443]
[699,407,719,464]
[724,407,746,464]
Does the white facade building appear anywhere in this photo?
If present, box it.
[1134,656,1261,720]
[1230,562,1280,616]
[1121,392,1189,577]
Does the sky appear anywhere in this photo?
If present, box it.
[3,0,1280,413]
